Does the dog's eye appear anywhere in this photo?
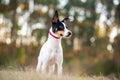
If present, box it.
[57,22,65,31]
[59,26,63,28]
[58,26,64,30]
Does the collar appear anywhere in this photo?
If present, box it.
[49,32,60,39]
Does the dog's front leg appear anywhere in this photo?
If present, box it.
[57,63,62,76]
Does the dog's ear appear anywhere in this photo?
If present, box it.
[61,17,70,22]
[52,10,59,23]
[62,17,70,22]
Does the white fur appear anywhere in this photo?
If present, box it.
[62,22,72,38]
[36,22,71,76]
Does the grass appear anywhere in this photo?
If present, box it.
[0,67,118,80]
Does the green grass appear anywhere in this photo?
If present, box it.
[0,68,118,80]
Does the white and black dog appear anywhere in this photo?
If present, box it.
[36,10,72,76]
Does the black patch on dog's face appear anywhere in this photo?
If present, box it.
[52,22,64,33]
[52,10,70,33]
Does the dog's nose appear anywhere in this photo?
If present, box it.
[67,32,72,37]
[68,32,72,35]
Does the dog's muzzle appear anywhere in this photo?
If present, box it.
[66,31,72,37]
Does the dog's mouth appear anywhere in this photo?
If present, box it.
[60,34,63,36]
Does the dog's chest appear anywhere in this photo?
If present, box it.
[47,46,61,64]
[43,35,62,65]
[50,47,60,58]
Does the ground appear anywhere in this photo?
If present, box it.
[0,67,118,80]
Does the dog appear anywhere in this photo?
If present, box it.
[36,10,72,76]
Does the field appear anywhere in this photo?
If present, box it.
[0,67,118,80]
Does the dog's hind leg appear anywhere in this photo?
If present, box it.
[36,61,42,72]
[48,64,55,75]
[41,62,47,74]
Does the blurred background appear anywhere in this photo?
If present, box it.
[0,0,120,77]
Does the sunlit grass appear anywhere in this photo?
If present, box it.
[0,67,118,80]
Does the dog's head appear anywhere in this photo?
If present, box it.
[52,10,72,38]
